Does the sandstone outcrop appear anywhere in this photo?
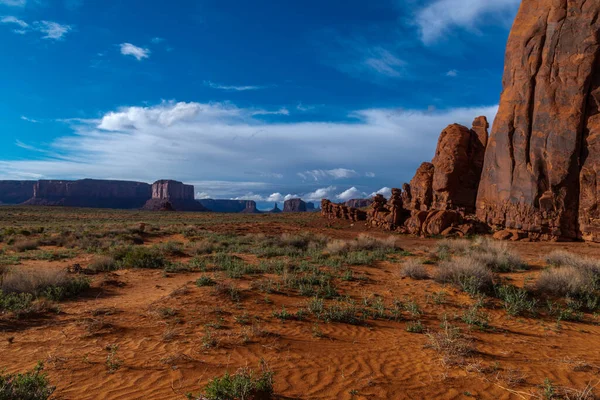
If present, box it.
[306,202,316,211]
[269,203,282,213]
[24,179,152,209]
[321,199,367,222]
[283,198,307,212]
[476,0,600,241]
[143,180,207,212]
[198,199,259,213]
[0,181,35,204]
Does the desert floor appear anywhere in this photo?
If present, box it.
[1,207,600,400]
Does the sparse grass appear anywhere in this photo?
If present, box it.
[0,362,55,400]
[495,285,537,317]
[1,268,89,302]
[117,246,167,269]
[196,276,216,287]
[190,366,274,400]
[435,237,525,272]
[425,319,474,366]
[400,259,429,280]
[435,256,494,296]
[406,320,424,333]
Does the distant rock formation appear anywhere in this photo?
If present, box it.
[143,180,207,212]
[283,198,307,212]
[268,203,282,213]
[344,198,373,209]
[306,202,316,211]
[198,199,259,213]
[24,179,152,209]
[0,181,35,204]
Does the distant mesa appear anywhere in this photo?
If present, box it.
[198,199,259,213]
[344,198,373,209]
[0,180,35,205]
[23,179,152,209]
[283,198,307,212]
[142,180,208,212]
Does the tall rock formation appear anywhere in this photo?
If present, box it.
[0,181,35,204]
[143,180,207,212]
[476,0,600,241]
[25,179,151,209]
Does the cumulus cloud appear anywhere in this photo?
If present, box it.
[336,187,367,202]
[34,21,71,40]
[0,100,498,199]
[416,0,520,44]
[305,186,337,201]
[204,81,266,92]
[446,69,458,77]
[120,43,150,61]
[369,187,392,198]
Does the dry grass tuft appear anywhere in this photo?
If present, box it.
[1,268,69,294]
[400,259,429,280]
[12,239,40,253]
[435,256,494,295]
[425,321,474,366]
[324,234,398,255]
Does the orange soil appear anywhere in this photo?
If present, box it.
[2,215,600,400]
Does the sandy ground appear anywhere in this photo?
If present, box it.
[2,211,600,399]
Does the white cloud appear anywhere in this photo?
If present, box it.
[204,81,266,92]
[0,100,498,199]
[151,37,164,44]
[1,15,27,28]
[446,69,458,77]
[34,21,71,40]
[365,172,376,178]
[336,187,367,202]
[20,115,38,123]
[305,186,337,201]
[369,187,392,198]
[0,0,26,6]
[416,0,520,44]
[120,43,150,61]
[196,192,211,199]
[363,47,405,77]
[299,168,358,181]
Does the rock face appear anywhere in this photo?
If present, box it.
[143,180,207,212]
[306,202,316,211]
[345,198,373,209]
[0,181,35,204]
[476,0,600,241]
[283,198,307,212]
[25,179,152,209]
[432,122,488,213]
[404,163,434,211]
[198,199,259,213]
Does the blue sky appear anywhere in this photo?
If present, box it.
[0,0,521,208]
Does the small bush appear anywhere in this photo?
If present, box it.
[435,256,494,295]
[196,276,216,287]
[496,285,537,316]
[400,259,429,280]
[0,362,55,400]
[119,247,166,269]
[87,256,118,273]
[12,240,40,253]
[406,320,424,333]
[195,367,274,400]
[426,321,474,366]
[536,267,594,298]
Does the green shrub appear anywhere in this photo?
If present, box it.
[196,276,216,287]
[119,247,166,269]
[0,362,55,400]
[495,285,537,317]
[87,256,118,273]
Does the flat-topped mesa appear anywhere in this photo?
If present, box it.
[151,180,194,201]
[283,198,307,212]
[476,0,600,241]
[345,198,373,209]
[197,199,259,213]
[0,181,35,204]
[25,179,152,209]
[143,180,207,212]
